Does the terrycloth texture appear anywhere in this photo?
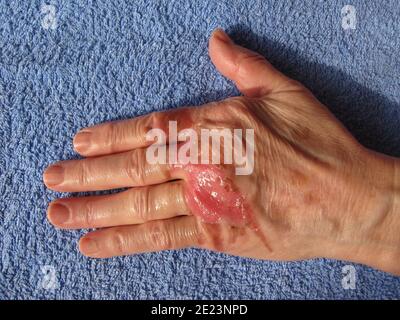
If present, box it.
[0,0,399,299]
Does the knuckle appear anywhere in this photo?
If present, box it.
[76,162,91,186]
[83,200,96,226]
[129,187,151,221]
[148,111,163,130]
[106,122,125,150]
[137,112,156,140]
[125,150,146,185]
[170,182,187,211]
[236,52,265,75]
[194,219,214,249]
[148,221,172,250]
[111,229,126,254]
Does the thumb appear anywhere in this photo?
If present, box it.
[208,28,292,97]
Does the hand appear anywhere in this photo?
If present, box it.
[44,29,400,275]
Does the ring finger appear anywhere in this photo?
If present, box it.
[47,180,189,229]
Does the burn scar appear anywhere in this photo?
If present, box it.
[172,163,271,251]
[173,164,252,226]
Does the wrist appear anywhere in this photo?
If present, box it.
[324,152,400,275]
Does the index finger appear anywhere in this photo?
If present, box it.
[73,107,195,157]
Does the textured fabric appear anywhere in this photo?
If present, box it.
[1,0,399,299]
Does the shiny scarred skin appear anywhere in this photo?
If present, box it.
[43,29,400,275]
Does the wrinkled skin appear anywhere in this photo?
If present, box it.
[44,29,400,275]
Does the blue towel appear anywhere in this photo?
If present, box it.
[1,0,399,299]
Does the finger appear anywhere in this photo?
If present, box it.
[73,107,194,157]
[43,148,171,192]
[79,216,200,258]
[47,181,189,229]
[208,28,293,97]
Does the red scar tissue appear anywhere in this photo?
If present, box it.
[173,164,252,226]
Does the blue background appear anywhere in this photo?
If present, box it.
[0,0,399,299]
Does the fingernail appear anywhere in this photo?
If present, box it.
[80,237,99,255]
[48,203,70,225]
[43,165,64,186]
[214,28,232,44]
[73,131,91,153]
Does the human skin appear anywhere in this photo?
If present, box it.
[43,29,400,275]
